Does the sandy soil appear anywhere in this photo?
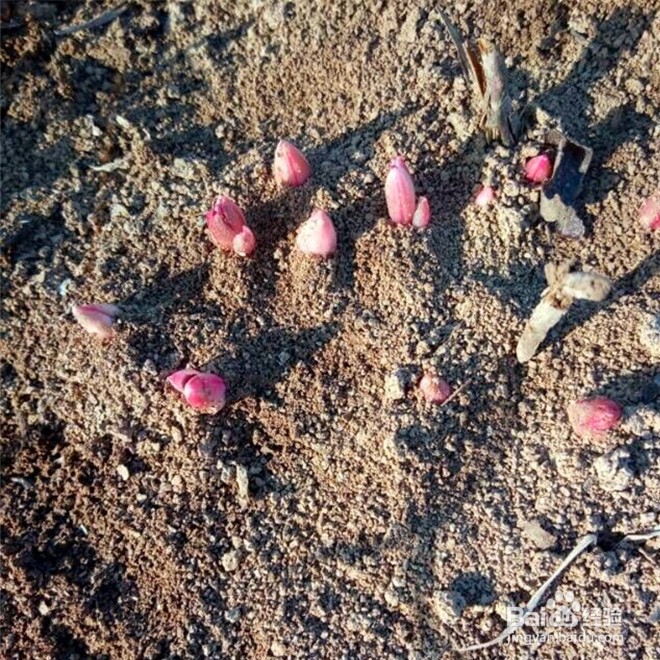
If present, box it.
[1,1,659,658]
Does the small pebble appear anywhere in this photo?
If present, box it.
[220,465,235,484]
[221,550,240,572]
[384,369,407,401]
[271,641,287,657]
[521,519,557,550]
[225,607,241,623]
[172,158,197,180]
[384,589,399,607]
[621,406,660,439]
[432,590,466,623]
[236,464,249,499]
[594,448,635,492]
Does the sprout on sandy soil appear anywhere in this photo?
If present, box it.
[385,156,417,225]
[296,209,337,257]
[639,193,660,231]
[273,140,311,187]
[385,157,431,229]
[167,369,226,413]
[524,153,553,184]
[568,396,622,438]
[438,10,519,146]
[232,226,256,257]
[419,373,452,404]
[516,260,611,363]
[71,303,119,339]
[412,196,431,229]
[206,195,255,256]
[475,185,496,207]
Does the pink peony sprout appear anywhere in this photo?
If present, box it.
[419,373,452,404]
[206,195,256,256]
[567,396,622,438]
[167,369,227,413]
[295,209,337,257]
[412,196,431,229]
[232,226,256,256]
[273,140,311,187]
[385,156,416,225]
[71,303,119,339]
[524,154,553,184]
[167,369,199,393]
[475,185,496,207]
[639,193,660,231]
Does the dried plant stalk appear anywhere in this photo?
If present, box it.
[438,10,518,145]
[516,301,568,364]
[516,261,611,363]
[561,272,611,301]
[477,40,516,146]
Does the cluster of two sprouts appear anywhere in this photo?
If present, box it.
[384,157,431,228]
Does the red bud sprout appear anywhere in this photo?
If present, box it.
[475,185,496,207]
[385,156,416,225]
[295,209,337,257]
[524,154,553,184]
[419,373,452,404]
[412,196,431,229]
[273,140,311,187]
[167,369,227,413]
[71,303,119,339]
[639,193,660,231]
[568,397,622,438]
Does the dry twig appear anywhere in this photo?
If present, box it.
[456,525,660,653]
[516,260,611,363]
[54,2,127,37]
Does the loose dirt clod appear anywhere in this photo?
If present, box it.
[594,448,635,492]
[521,519,557,550]
[639,313,660,356]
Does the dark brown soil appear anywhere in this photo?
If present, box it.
[1,1,659,658]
